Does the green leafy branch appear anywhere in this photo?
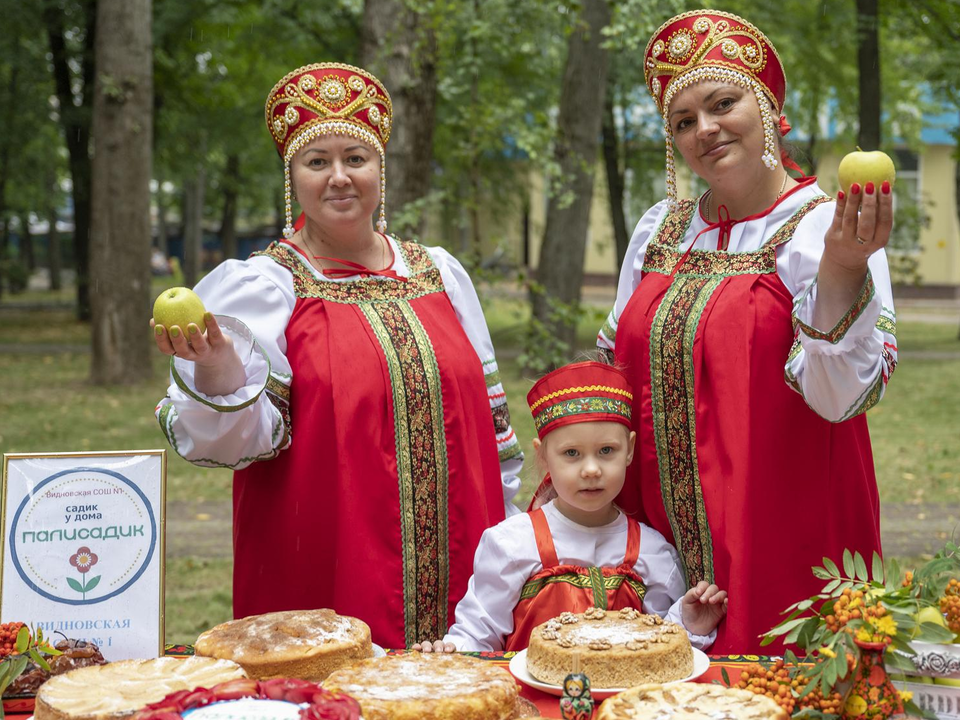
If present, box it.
[762,545,960,718]
[0,625,62,719]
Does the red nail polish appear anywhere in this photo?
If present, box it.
[837,190,845,201]
[851,183,861,195]
[865,182,875,195]
[881,180,891,194]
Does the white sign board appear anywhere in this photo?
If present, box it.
[0,451,166,660]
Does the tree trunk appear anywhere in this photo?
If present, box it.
[361,0,438,237]
[532,0,611,353]
[45,0,96,321]
[602,78,629,273]
[220,154,239,261]
[856,0,881,150]
[182,170,206,289]
[156,179,169,256]
[20,214,35,272]
[47,171,62,291]
[88,0,153,385]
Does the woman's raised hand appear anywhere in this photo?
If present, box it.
[823,181,894,272]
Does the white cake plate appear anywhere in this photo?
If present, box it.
[508,647,710,701]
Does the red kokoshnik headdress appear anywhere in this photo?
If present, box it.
[527,361,633,440]
[643,10,789,208]
[264,63,393,238]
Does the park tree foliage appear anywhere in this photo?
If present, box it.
[3,0,960,381]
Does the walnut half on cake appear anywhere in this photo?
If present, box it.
[596,683,789,719]
[195,609,372,682]
[526,608,693,688]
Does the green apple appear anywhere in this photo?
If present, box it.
[837,148,896,194]
[933,676,960,686]
[918,606,949,628]
[153,287,207,334]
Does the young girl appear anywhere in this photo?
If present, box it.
[415,361,727,652]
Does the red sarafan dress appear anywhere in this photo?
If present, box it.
[609,190,884,654]
[504,508,646,651]
[233,240,506,648]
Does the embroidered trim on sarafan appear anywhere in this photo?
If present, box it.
[361,300,450,647]
[643,196,832,277]
[650,275,719,587]
[518,571,647,604]
[252,240,444,304]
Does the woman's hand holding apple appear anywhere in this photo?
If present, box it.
[152,313,247,397]
[812,165,894,331]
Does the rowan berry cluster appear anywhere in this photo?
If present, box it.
[735,659,843,715]
[0,621,26,659]
[940,578,960,634]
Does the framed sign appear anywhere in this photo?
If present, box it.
[0,451,166,661]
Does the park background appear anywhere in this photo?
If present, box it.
[0,0,959,645]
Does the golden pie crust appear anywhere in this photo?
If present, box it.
[195,609,372,681]
[596,682,789,719]
[34,656,246,720]
[323,652,518,720]
[526,609,693,688]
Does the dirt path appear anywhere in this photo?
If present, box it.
[165,499,960,563]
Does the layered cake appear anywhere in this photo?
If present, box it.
[34,656,246,720]
[596,683,789,719]
[195,609,372,681]
[323,652,518,720]
[131,677,361,720]
[526,608,693,688]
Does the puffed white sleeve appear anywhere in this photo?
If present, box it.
[154,258,295,469]
[443,518,538,651]
[430,246,524,517]
[598,201,670,360]
[780,203,898,422]
[635,525,715,650]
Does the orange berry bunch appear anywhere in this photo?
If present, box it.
[0,621,26,659]
[824,587,866,634]
[940,578,960,634]
[734,659,843,715]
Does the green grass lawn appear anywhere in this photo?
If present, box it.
[1,294,958,643]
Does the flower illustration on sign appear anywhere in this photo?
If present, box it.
[67,546,101,600]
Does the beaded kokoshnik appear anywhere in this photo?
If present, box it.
[643,10,788,209]
[264,63,393,239]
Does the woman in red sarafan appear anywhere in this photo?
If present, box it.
[151,63,523,649]
[597,10,897,653]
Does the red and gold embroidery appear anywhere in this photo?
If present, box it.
[251,241,444,303]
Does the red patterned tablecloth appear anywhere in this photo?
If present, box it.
[4,646,772,719]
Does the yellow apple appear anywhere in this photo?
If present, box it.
[153,287,207,334]
[837,148,896,194]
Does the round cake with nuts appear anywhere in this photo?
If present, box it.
[596,682,789,719]
[526,608,693,688]
[323,652,518,720]
[195,609,372,682]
